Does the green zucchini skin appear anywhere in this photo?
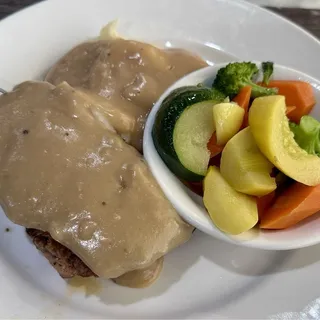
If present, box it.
[152,85,217,181]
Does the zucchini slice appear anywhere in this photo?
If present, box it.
[152,86,221,181]
[173,100,216,177]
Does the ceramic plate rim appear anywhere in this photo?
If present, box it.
[1,0,320,318]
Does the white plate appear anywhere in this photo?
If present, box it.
[1,0,320,319]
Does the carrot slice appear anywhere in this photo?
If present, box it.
[257,191,276,218]
[286,105,296,116]
[207,133,223,158]
[260,183,320,230]
[232,86,252,128]
[259,80,315,123]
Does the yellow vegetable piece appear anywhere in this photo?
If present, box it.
[249,95,320,186]
[203,166,259,235]
[212,102,244,145]
[220,127,276,196]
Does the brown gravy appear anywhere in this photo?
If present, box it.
[67,276,102,296]
[113,257,164,288]
[46,38,207,151]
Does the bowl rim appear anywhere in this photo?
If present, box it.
[143,61,320,251]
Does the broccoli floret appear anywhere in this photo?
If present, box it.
[262,61,274,85]
[211,88,227,102]
[212,62,278,98]
[290,115,320,156]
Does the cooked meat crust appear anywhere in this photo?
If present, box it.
[26,228,95,278]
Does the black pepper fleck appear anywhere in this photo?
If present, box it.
[65,132,69,136]
[102,201,106,206]
[5,228,10,232]
[107,53,111,57]
[119,179,127,190]
[22,129,29,135]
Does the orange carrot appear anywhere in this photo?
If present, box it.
[260,183,320,230]
[259,80,315,123]
[257,191,276,218]
[232,86,252,128]
[207,133,223,158]
[286,105,296,116]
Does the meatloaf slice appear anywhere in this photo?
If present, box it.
[26,228,95,278]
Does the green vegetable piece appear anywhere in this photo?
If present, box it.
[212,62,278,99]
[211,88,227,102]
[173,100,216,177]
[290,115,320,156]
[152,85,225,181]
[262,61,274,85]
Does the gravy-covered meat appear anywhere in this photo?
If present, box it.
[27,228,162,288]
[46,39,207,150]
[0,81,193,280]
[26,228,95,278]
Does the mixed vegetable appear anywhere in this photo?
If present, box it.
[152,61,320,235]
